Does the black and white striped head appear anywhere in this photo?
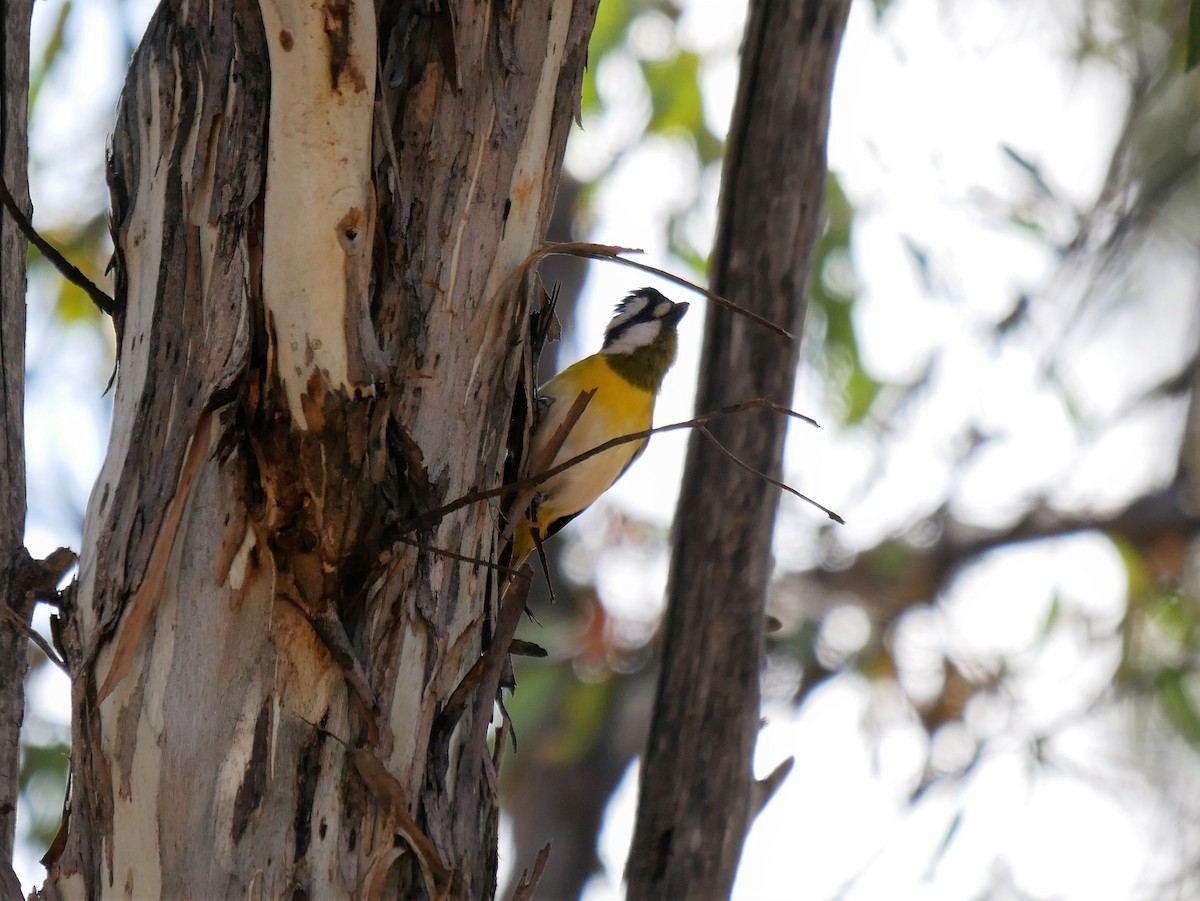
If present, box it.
[601,288,689,356]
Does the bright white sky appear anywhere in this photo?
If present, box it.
[16,0,1199,897]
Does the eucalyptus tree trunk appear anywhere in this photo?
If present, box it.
[38,0,597,896]
[627,1,851,897]
[0,2,33,897]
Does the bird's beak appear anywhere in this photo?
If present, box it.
[665,301,689,324]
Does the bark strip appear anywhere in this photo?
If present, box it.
[259,0,383,419]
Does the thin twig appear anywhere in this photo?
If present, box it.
[393,534,524,577]
[539,241,797,340]
[490,241,794,340]
[0,603,66,671]
[0,172,117,317]
[510,843,552,901]
[752,756,795,818]
[462,567,531,791]
[404,398,832,532]
[698,425,844,524]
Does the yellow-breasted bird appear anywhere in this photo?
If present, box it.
[512,287,689,565]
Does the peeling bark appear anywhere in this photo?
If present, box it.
[45,0,598,897]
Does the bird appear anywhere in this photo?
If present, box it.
[511,287,689,566]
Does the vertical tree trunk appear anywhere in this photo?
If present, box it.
[41,0,597,897]
[627,2,851,897]
[0,1,32,897]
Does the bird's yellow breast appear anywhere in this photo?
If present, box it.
[528,353,655,534]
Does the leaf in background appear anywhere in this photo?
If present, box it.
[1156,667,1200,746]
[28,0,72,111]
[32,211,113,325]
[505,658,562,735]
[19,739,70,850]
[1040,592,1062,639]
[1187,1,1200,72]
[869,0,899,20]
[1109,533,1152,603]
[642,50,703,139]
[808,175,880,424]
[550,679,615,762]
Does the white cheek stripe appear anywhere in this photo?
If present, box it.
[603,319,661,355]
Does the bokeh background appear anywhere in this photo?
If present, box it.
[15,1,1200,898]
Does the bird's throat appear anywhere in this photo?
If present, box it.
[602,333,678,393]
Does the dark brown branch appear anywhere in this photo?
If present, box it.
[751,756,794,818]
[455,566,532,804]
[0,171,117,317]
[349,747,452,899]
[794,485,1200,626]
[509,843,552,901]
[0,4,34,885]
[627,1,851,895]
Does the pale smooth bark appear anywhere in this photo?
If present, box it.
[627,2,852,897]
[42,0,597,897]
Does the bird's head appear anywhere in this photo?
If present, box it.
[600,287,689,393]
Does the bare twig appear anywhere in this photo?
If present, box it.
[0,172,117,317]
[350,746,452,901]
[0,603,66,671]
[404,398,835,533]
[509,843,552,901]
[501,240,795,340]
[751,756,794,818]
[698,425,844,524]
[541,241,797,340]
[393,533,524,577]
[278,587,381,744]
[454,567,532,803]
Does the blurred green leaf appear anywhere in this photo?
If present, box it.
[18,741,69,792]
[19,739,70,849]
[808,175,880,423]
[1109,533,1150,602]
[1041,593,1062,638]
[870,0,899,20]
[507,656,563,733]
[642,51,703,137]
[551,679,614,762]
[30,213,112,324]
[1156,668,1200,745]
[29,0,72,111]
[1187,1,1200,72]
